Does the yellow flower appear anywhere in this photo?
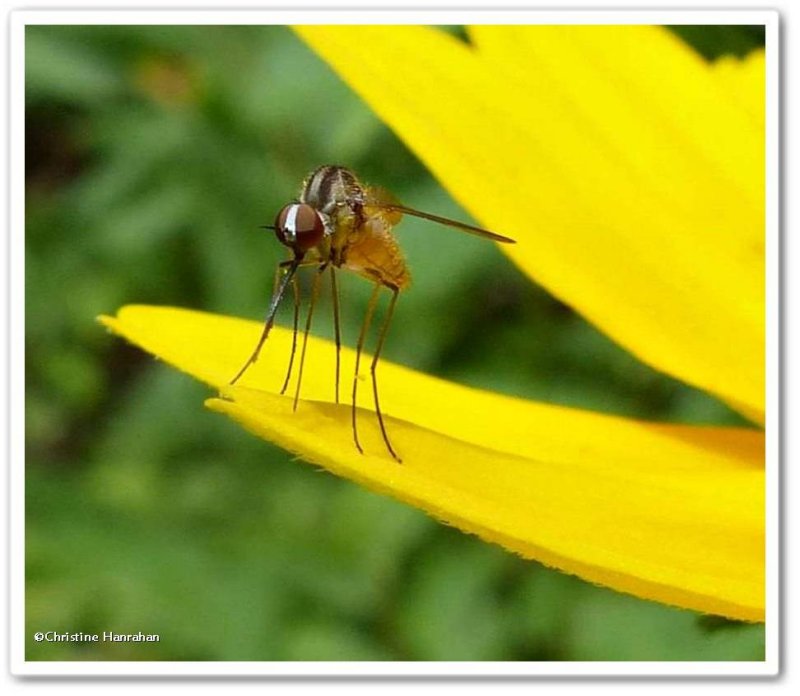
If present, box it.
[100,25,765,622]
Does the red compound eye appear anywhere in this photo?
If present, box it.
[274,203,325,253]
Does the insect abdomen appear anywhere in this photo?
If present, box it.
[341,222,411,291]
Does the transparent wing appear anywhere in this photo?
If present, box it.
[364,186,517,244]
[371,203,516,243]
[362,186,516,244]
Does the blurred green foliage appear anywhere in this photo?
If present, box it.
[25,25,765,661]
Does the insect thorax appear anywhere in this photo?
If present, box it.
[300,165,363,215]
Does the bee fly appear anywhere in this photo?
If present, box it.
[230,165,516,462]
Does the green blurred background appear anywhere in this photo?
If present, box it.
[25,24,765,661]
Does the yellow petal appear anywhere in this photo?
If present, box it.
[712,49,766,130]
[99,305,765,621]
[294,25,765,423]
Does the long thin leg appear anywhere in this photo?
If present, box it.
[352,284,382,454]
[280,273,301,395]
[330,266,342,404]
[370,288,400,462]
[230,258,300,385]
[293,265,325,411]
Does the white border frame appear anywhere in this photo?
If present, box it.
[8,8,780,677]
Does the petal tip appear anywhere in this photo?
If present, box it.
[204,396,228,413]
[96,313,119,332]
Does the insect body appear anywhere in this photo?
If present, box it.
[230,165,515,462]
